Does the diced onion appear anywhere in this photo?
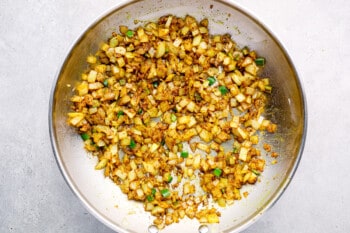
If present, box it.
[67,14,277,229]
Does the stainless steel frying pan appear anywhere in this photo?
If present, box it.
[49,0,307,232]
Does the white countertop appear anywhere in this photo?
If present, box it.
[1,0,349,232]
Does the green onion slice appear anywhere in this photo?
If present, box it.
[218,86,229,95]
[126,30,134,38]
[151,188,157,195]
[207,76,216,86]
[81,133,90,141]
[119,79,126,86]
[117,110,124,118]
[171,113,177,122]
[152,81,159,88]
[161,138,166,146]
[213,168,222,177]
[129,139,136,149]
[160,189,171,198]
[180,151,189,158]
[103,79,108,87]
[242,46,249,55]
[252,169,261,176]
[146,195,154,202]
[255,57,265,66]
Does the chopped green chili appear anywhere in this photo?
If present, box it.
[218,86,229,95]
[207,76,216,86]
[233,147,239,153]
[167,175,173,183]
[138,108,143,114]
[81,133,90,141]
[213,168,222,177]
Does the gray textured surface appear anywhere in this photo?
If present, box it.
[0,0,349,232]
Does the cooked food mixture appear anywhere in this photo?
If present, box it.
[67,15,277,228]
